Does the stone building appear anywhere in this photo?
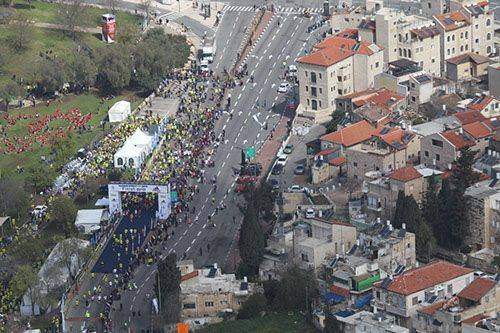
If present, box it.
[420,129,476,170]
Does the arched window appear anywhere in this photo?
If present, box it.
[403,49,407,57]
[486,19,491,26]
[117,157,123,166]
[487,33,491,40]
[399,48,403,57]
[487,46,492,53]
[408,50,412,58]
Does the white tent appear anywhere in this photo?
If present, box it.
[74,209,107,234]
[108,100,131,123]
[113,128,153,169]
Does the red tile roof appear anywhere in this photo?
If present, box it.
[298,36,382,67]
[316,149,337,156]
[467,96,494,112]
[454,110,486,125]
[463,121,493,139]
[389,166,422,182]
[457,278,496,302]
[441,130,476,149]
[375,128,415,150]
[181,270,199,282]
[376,261,474,296]
[435,11,470,31]
[320,120,375,147]
[330,284,350,297]
[462,314,490,324]
[352,88,405,111]
[418,300,446,315]
[329,156,347,166]
[336,28,359,40]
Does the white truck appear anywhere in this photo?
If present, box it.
[201,37,216,63]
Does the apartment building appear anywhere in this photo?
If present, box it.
[461,2,494,56]
[335,88,406,118]
[467,94,500,118]
[179,262,253,320]
[372,260,475,328]
[420,129,476,169]
[375,8,442,75]
[297,36,384,122]
[345,127,420,179]
[413,277,499,332]
[435,11,472,72]
[375,59,426,95]
[446,52,490,81]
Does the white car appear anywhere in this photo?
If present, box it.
[305,208,315,219]
[32,205,48,217]
[276,155,287,166]
[277,82,290,93]
[288,185,304,193]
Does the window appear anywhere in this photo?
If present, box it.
[486,19,491,26]
[353,162,358,167]
[465,44,468,51]
[475,38,480,44]
[465,31,468,38]
[447,284,452,293]
[311,99,318,110]
[319,73,322,79]
[117,157,123,166]
[129,158,134,166]
[319,101,322,108]
[205,301,214,307]
[447,49,451,56]
[447,36,451,42]
[425,151,429,157]
[319,88,323,94]
[305,86,309,92]
[432,139,443,147]
[301,253,309,262]
[412,296,418,305]
[460,45,464,52]
[487,46,492,53]
[487,33,492,41]
[338,89,342,95]
[307,99,310,106]
[305,71,308,77]
[460,32,463,39]
[375,62,379,68]
[311,87,317,97]
[183,303,196,309]
[337,76,342,82]
[376,291,380,299]
[436,153,440,161]
[432,58,435,63]
[310,72,317,83]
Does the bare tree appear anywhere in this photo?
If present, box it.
[56,238,92,289]
[58,0,88,40]
[7,12,33,52]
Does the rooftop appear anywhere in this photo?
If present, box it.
[389,166,422,182]
[457,277,496,302]
[320,120,375,147]
[435,11,470,32]
[375,260,473,296]
[410,25,441,39]
[446,52,490,66]
[454,109,487,125]
[467,95,495,112]
[440,130,476,149]
[387,59,422,77]
[463,121,493,139]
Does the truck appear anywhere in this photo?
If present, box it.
[201,36,216,63]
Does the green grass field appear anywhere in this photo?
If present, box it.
[198,313,316,333]
[0,93,141,181]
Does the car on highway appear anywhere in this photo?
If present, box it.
[305,208,315,219]
[269,179,280,190]
[271,164,283,175]
[283,144,294,154]
[294,164,305,175]
[276,155,287,166]
[277,82,290,93]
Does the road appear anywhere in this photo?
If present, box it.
[101,7,324,333]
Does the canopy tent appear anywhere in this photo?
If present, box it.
[113,129,154,169]
[95,197,110,207]
[108,101,131,123]
[75,209,107,234]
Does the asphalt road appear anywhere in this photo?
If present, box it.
[102,8,325,333]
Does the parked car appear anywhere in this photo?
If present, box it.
[276,155,287,166]
[305,208,315,219]
[269,179,280,190]
[271,164,283,175]
[283,144,294,154]
[277,82,290,93]
[288,185,304,193]
[294,164,305,175]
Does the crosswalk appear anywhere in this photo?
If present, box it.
[222,5,324,15]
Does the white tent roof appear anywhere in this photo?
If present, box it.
[75,209,105,227]
[128,128,152,146]
[95,197,110,206]
[108,100,131,115]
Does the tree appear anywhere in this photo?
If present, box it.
[0,79,24,112]
[238,203,265,276]
[10,264,39,316]
[451,147,479,193]
[0,175,29,221]
[325,109,345,133]
[437,179,454,249]
[56,238,91,287]
[117,23,140,48]
[48,196,78,236]
[392,190,407,229]
[97,44,132,93]
[26,165,52,193]
[156,253,181,323]
[7,13,33,53]
[70,52,97,92]
[7,234,45,265]
[273,265,319,313]
[422,174,441,238]
[237,293,267,319]
[35,58,68,95]
[58,0,88,40]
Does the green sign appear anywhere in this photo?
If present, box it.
[246,147,255,158]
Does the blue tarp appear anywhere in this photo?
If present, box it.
[355,293,373,309]
[323,292,345,305]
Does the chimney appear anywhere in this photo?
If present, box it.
[402,223,406,230]
[244,276,248,283]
